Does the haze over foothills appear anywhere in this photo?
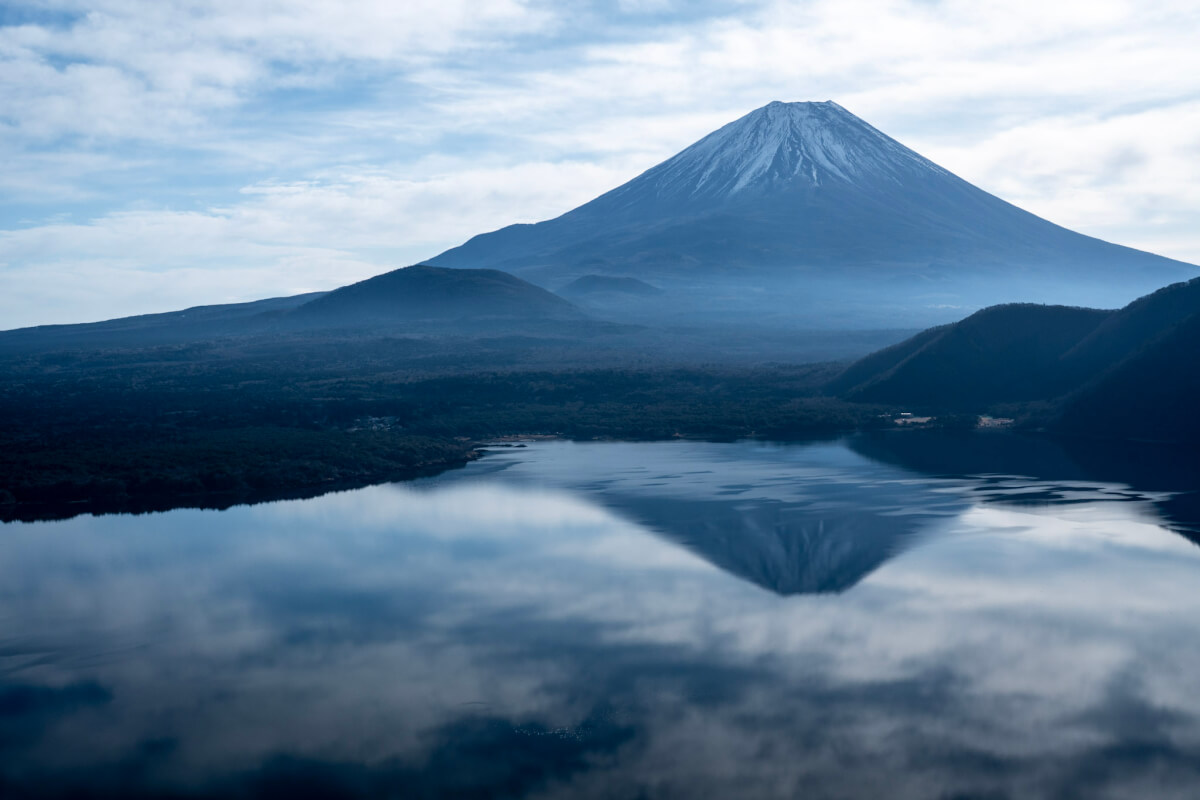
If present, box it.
[4,1,1200,329]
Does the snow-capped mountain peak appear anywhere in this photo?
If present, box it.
[429,100,1196,324]
[601,101,948,208]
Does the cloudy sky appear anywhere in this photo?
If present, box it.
[2,0,1199,328]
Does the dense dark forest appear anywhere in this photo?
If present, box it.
[0,332,891,520]
[0,266,911,520]
[6,272,1200,522]
[829,276,1200,441]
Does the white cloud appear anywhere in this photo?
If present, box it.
[0,157,634,327]
[8,446,1200,795]
[3,0,1200,326]
[0,0,548,145]
[402,0,1200,264]
[917,102,1200,260]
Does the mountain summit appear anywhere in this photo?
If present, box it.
[595,101,946,208]
[429,101,1195,327]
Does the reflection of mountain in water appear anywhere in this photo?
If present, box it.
[469,434,1200,598]
[465,441,976,596]
[603,493,936,595]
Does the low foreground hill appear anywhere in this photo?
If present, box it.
[828,276,1200,442]
[1055,311,1200,442]
[825,304,1110,408]
[1060,273,1200,374]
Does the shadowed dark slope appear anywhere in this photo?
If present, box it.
[827,304,1110,409]
[1062,276,1200,375]
[428,101,1195,326]
[1056,310,1200,443]
[828,276,1200,440]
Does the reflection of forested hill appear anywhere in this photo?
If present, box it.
[849,431,1200,541]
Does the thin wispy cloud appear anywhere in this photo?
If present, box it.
[2,0,1199,327]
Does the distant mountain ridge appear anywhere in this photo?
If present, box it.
[558,275,663,299]
[430,101,1195,327]
[0,293,327,351]
[295,265,583,325]
[0,265,585,353]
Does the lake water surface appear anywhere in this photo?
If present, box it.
[4,434,1200,799]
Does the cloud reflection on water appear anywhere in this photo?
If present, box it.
[2,437,1200,798]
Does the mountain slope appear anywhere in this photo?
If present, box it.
[1054,311,1200,442]
[828,276,1200,436]
[558,275,663,299]
[827,304,1111,409]
[429,101,1195,327]
[606,494,926,595]
[293,265,583,326]
[0,266,584,354]
[0,293,326,354]
[1061,275,1200,374]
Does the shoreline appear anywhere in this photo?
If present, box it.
[1,440,482,524]
[7,416,1192,525]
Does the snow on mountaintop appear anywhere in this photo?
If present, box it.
[428,99,1196,323]
[601,101,950,207]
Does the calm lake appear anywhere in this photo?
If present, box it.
[4,433,1200,799]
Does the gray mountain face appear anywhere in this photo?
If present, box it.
[429,101,1196,328]
[604,493,929,595]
